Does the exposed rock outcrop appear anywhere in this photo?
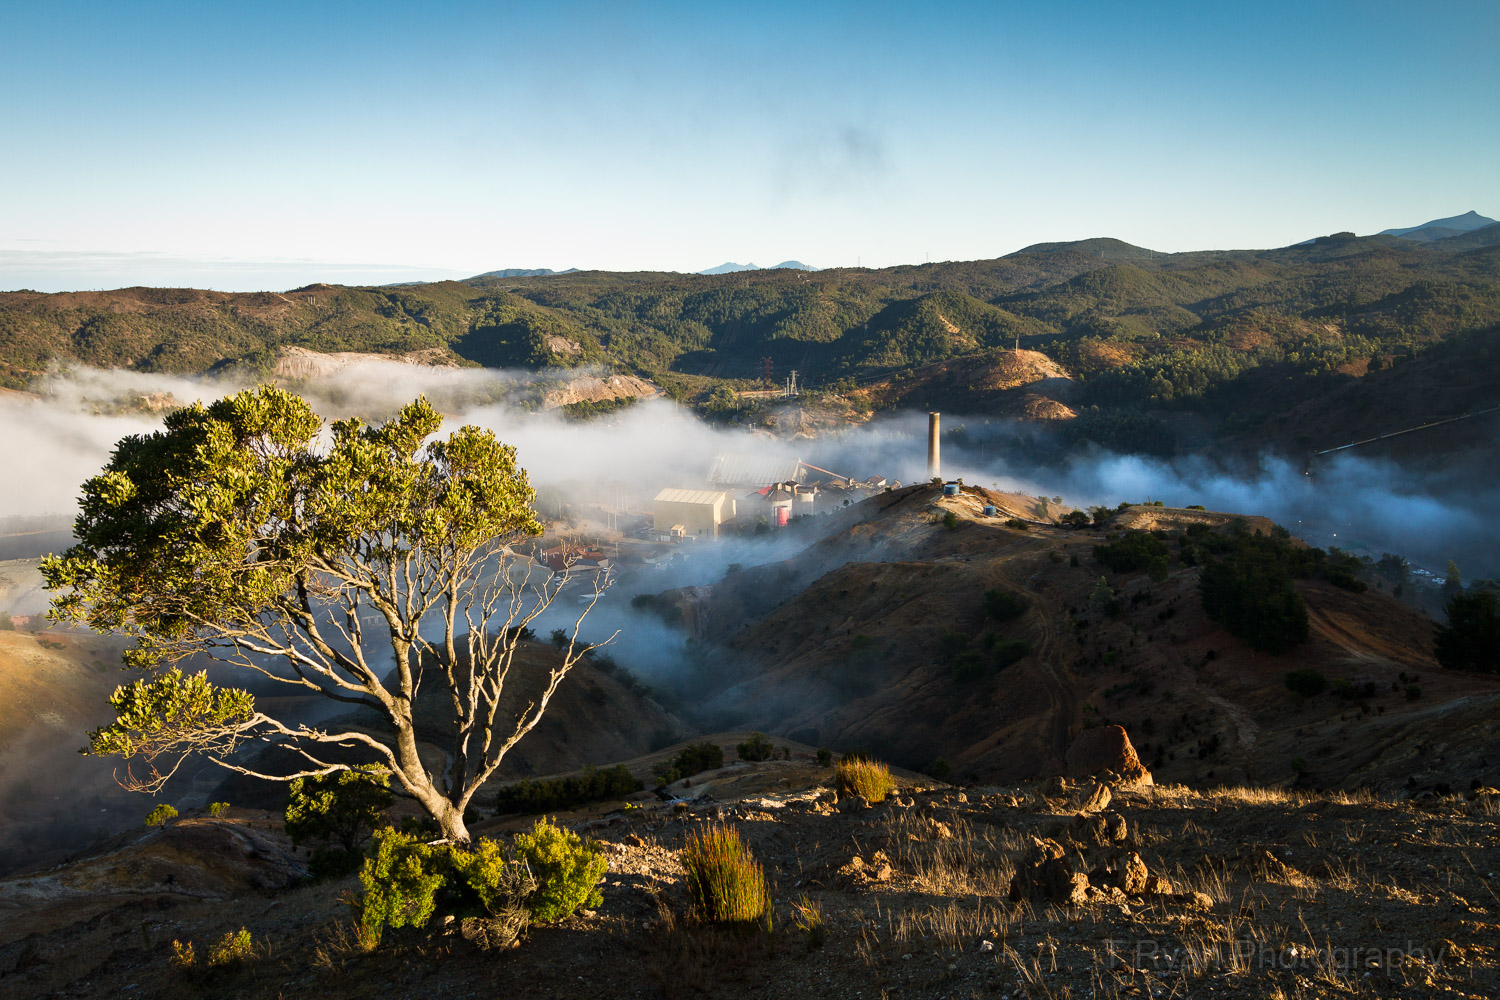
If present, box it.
[1066,725,1152,786]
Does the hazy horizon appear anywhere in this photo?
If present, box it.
[3,1,1497,292]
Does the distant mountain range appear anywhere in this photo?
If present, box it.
[1380,210,1495,241]
[469,268,580,279]
[698,261,819,275]
[1293,211,1498,249]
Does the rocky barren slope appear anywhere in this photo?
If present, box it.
[647,482,1497,795]
[0,733,1495,999]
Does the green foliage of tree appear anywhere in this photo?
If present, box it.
[512,817,607,922]
[1434,590,1500,673]
[1200,550,1309,655]
[1444,560,1464,600]
[43,387,612,843]
[284,765,393,854]
[1093,530,1170,580]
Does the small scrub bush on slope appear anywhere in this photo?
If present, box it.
[654,741,725,785]
[836,757,895,803]
[1284,668,1328,697]
[512,817,607,923]
[1093,530,1170,581]
[680,825,770,925]
[171,928,257,973]
[356,818,602,945]
[737,732,775,762]
[493,764,642,815]
[145,803,177,827]
[357,830,448,944]
[982,588,1028,621]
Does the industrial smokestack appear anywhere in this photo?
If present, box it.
[928,411,941,480]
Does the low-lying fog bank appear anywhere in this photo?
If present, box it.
[3,362,1494,587]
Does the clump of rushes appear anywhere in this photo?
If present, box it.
[680,825,770,925]
[836,758,895,803]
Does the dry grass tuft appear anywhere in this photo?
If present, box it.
[882,809,1015,895]
[836,758,895,803]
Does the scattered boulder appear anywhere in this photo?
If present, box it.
[1066,725,1153,786]
[1008,837,1211,910]
[1104,852,1149,895]
[837,851,894,887]
[1077,783,1112,814]
[1070,810,1128,845]
[1009,837,1092,905]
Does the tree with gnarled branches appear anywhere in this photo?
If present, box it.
[43,386,612,843]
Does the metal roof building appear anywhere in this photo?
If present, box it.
[706,453,805,487]
[652,487,737,539]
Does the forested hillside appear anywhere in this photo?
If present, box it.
[3,233,1498,457]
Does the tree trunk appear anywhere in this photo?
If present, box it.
[437,800,470,844]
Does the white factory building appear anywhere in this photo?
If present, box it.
[652,488,737,540]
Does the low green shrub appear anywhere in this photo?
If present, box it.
[145,803,177,827]
[1284,668,1327,697]
[494,764,643,815]
[1094,530,1170,580]
[207,801,230,818]
[654,741,725,785]
[356,828,546,945]
[680,825,770,925]
[357,829,447,943]
[170,928,257,974]
[836,758,895,803]
[308,846,366,880]
[206,928,255,967]
[737,732,775,762]
[983,588,1028,622]
[513,817,607,923]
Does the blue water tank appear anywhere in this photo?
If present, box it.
[982,505,999,516]
[942,482,960,496]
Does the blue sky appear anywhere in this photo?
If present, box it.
[2,1,1495,290]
